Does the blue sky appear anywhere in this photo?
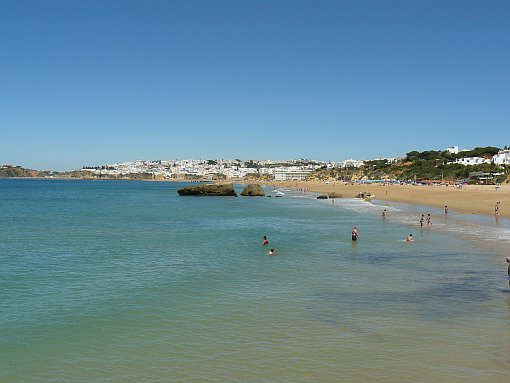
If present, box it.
[1,0,509,170]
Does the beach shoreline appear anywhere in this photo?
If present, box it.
[266,180,510,219]
[4,176,509,219]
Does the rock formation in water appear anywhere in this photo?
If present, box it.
[177,183,237,196]
[356,191,374,199]
[240,184,265,196]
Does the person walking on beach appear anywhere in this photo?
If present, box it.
[351,226,359,241]
[427,213,432,226]
[420,214,425,227]
[495,201,500,215]
[262,235,269,246]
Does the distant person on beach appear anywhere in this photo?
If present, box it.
[406,234,414,242]
[427,213,432,226]
[444,206,448,216]
[268,248,276,256]
[420,214,425,227]
[351,226,358,241]
[507,257,510,286]
[262,236,268,246]
[495,201,500,215]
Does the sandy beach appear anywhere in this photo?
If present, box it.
[267,180,510,219]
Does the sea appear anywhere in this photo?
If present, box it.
[1,179,509,383]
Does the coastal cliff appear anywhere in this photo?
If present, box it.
[0,165,52,178]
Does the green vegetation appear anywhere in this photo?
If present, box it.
[308,146,508,184]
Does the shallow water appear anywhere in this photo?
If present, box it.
[1,179,509,382]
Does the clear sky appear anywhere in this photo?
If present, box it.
[1,0,509,170]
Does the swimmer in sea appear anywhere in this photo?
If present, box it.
[268,248,276,256]
[406,234,414,242]
[351,226,358,241]
[262,235,268,246]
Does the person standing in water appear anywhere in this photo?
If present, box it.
[406,234,414,242]
[382,209,387,218]
[444,205,448,217]
[495,201,500,215]
[420,214,425,227]
[262,236,268,246]
[351,226,359,241]
[427,213,432,226]
[506,257,510,286]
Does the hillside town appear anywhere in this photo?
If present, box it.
[82,158,340,181]
[77,146,510,182]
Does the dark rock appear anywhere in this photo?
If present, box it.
[328,192,342,199]
[177,183,237,196]
[356,191,375,199]
[317,195,328,199]
[240,184,265,197]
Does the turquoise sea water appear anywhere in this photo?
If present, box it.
[1,179,509,382]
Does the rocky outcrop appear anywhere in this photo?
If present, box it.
[328,192,342,199]
[240,184,265,196]
[177,183,237,196]
[317,195,328,199]
[356,191,375,199]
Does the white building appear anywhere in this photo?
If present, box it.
[340,159,364,168]
[455,157,491,166]
[493,150,510,166]
[446,146,470,155]
[274,167,313,181]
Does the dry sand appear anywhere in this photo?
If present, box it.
[267,181,510,218]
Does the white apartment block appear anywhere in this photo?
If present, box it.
[274,167,313,181]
